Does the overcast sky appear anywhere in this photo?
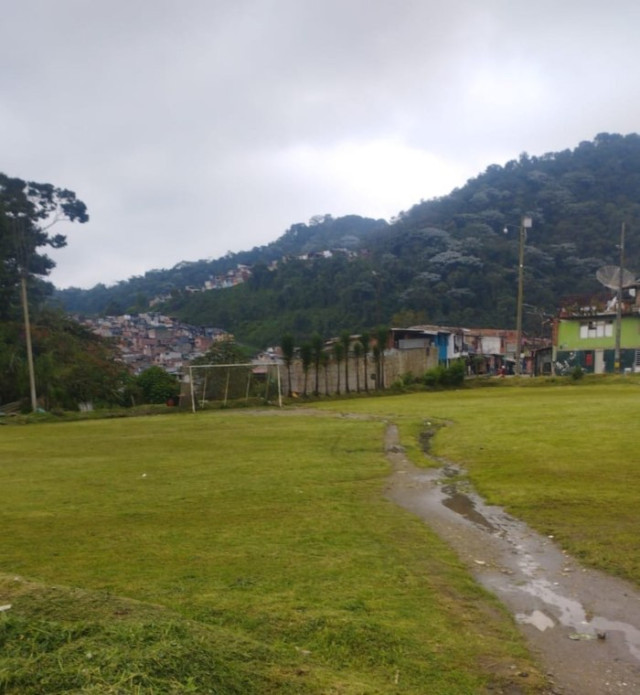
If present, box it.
[2,0,639,289]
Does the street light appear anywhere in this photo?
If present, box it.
[504,216,533,376]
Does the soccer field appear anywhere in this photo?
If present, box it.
[0,405,548,693]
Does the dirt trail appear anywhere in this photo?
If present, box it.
[384,423,640,695]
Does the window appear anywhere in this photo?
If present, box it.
[579,320,613,339]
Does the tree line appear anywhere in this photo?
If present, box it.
[280,328,387,397]
[6,132,640,407]
[53,132,640,349]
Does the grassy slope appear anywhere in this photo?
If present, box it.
[317,379,640,584]
[0,411,543,694]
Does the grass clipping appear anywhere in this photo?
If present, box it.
[0,574,297,694]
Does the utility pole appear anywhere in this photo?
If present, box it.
[11,215,38,412]
[20,273,38,411]
[514,216,533,376]
[614,221,626,374]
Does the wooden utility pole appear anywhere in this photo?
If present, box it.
[10,214,38,412]
[514,216,532,376]
[20,274,38,411]
[614,222,626,374]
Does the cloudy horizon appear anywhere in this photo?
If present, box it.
[2,0,638,289]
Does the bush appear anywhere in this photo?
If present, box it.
[423,365,447,388]
[135,367,180,404]
[570,365,584,381]
[401,371,417,386]
[445,360,466,387]
[423,361,466,389]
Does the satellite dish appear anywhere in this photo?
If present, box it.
[596,265,636,290]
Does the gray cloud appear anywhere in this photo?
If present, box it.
[1,0,639,287]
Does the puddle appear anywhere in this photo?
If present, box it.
[441,484,496,532]
[384,423,640,694]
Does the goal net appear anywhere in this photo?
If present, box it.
[183,362,282,412]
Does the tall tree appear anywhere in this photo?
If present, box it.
[333,342,344,395]
[376,326,389,389]
[321,351,330,395]
[372,343,381,390]
[311,332,324,396]
[352,340,363,393]
[360,331,371,393]
[300,342,312,397]
[280,333,295,397]
[1,173,88,409]
[340,330,351,394]
[0,173,88,319]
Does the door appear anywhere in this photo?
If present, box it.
[594,349,605,374]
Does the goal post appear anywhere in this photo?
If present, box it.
[184,362,282,412]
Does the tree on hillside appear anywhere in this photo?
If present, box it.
[52,134,640,344]
[0,310,126,410]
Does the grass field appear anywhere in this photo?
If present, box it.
[0,407,545,693]
[316,379,640,584]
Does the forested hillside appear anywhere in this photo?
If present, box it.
[55,133,640,348]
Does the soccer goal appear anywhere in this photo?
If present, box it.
[184,362,282,412]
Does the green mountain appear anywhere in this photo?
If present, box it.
[55,133,640,348]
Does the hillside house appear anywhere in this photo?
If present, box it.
[553,300,640,374]
[391,326,463,365]
[391,325,547,375]
[463,328,520,374]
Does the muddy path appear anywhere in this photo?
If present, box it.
[383,423,640,695]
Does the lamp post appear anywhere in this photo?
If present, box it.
[504,216,533,376]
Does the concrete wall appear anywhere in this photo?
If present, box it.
[283,347,438,396]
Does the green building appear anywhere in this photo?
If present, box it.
[554,311,640,374]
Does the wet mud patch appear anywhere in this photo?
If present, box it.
[441,484,497,532]
[384,422,640,695]
[418,422,440,453]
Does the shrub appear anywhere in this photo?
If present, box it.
[423,365,447,388]
[135,366,180,404]
[423,361,466,389]
[445,360,466,387]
